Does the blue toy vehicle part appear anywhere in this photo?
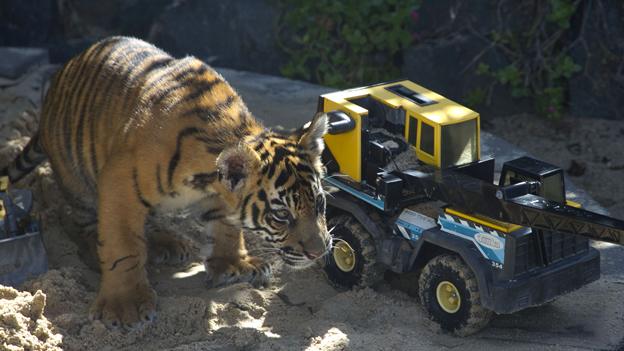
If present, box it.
[0,189,47,287]
[395,209,437,242]
[324,177,385,211]
[438,212,507,266]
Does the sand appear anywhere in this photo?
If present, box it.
[0,286,63,351]
[1,65,624,351]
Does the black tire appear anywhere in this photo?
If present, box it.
[418,254,493,336]
[323,214,384,289]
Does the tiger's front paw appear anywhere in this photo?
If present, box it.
[205,256,272,289]
[89,281,157,329]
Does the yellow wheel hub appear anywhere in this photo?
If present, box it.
[333,239,356,272]
[436,281,461,313]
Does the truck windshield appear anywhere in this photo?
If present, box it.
[441,119,478,168]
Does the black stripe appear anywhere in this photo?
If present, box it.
[142,60,203,97]
[258,189,271,210]
[264,235,288,243]
[187,172,218,190]
[133,168,152,208]
[76,46,123,189]
[295,162,313,175]
[253,142,265,153]
[204,144,224,154]
[124,262,140,272]
[270,199,284,206]
[275,169,290,188]
[94,45,154,126]
[168,127,207,188]
[109,254,137,271]
[127,56,173,86]
[181,95,238,121]
[156,164,165,195]
[61,43,112,171]
[194,135,224,154]
[120,49,165,118]
[201,209,225,222]
[151,72,217,107]
[242,225,274,236]
[166,77,221,109]
[251,203,261,227]
[240,193,253,221]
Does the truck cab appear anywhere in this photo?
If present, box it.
[320,80,480,184]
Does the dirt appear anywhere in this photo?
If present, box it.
[1,64,624,350]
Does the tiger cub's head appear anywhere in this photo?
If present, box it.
[216,113,331,268]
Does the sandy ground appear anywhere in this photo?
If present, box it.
[1,65,624,351]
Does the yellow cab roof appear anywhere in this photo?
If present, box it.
[320,79,478,126]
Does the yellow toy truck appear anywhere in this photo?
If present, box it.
[319,80,624,336]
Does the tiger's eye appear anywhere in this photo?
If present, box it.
[272,209,291,222]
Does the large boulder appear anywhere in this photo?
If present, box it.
[148,0,285,75]
[48,0,171,63]
[403,1,533,117]
[402,35,533,118]
[568,2,624,119]
[0,0,57,46]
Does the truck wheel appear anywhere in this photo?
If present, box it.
[418,254,493,336]
[323,215,384,289]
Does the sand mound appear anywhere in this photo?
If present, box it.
[0,285,63,351]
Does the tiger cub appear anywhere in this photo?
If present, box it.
[4,36,331,328]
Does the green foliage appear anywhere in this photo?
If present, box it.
[475,0,582,119]
[464,87,487,108]
[547,0,577,29]
[276,0,420,88]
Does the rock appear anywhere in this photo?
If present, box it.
[148,0,285,76]
[568,2,624,119]
[402,35,533,118]
[48,0,171,64]
[0,48,48,80]
[411,0,499,37]
[0,0,56,47]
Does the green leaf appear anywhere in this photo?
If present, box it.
[476,63,491,75]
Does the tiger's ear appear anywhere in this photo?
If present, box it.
[216,144,260,192]
[298,112,328,155]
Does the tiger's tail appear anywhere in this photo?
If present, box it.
[1,134,47,184]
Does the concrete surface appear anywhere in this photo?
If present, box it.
[0,47,48,80]
[219,67,624,350]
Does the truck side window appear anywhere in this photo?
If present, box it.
[408,116,418,145]
[420,122,434,155]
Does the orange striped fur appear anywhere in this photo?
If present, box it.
[5,37,330,328]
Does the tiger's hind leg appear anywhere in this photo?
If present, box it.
[204,219,272,288]
[145,221,198,265]
[64,206,101,271]
[52,177,101,271]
